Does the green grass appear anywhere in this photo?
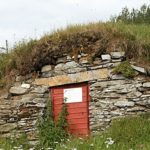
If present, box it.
[0,134,30,150]
[0,114,150,149]
[56,113,150,150]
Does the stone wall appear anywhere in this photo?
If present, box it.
[0,51,150,142]
[89,78,150,132]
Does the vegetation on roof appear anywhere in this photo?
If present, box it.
[0,4,150,87]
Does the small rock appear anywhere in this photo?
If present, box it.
[114,101,135,107]
[112,59,122,62]
[110,51,125,59]
[143,82,150,88]
[42,71,53,78]
[81,53,88,57]
[110,74,126,80]
[66,55,72,61]
[127,106,145,112]
[56,57,66,64]
[131,65,146,74]
[101,54,111,60]
[21,83,31,89]
[16,75,24,82]
[127,91,142,98]
[41,65,52,73]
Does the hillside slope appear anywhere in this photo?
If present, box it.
[0,22,150,81]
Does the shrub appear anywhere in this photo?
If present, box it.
[113,61,136,78]
[36,99,68,149]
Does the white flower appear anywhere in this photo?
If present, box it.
[90,143,94,147]
[54,141,58,144]
[105,137,114,148]
[71,148,77,150]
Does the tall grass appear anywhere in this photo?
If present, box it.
[0,22,150,85]
[56,113,150,150]
[0,114,150,149]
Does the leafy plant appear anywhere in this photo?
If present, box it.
[36,98,68,149]
[113,61,136,78]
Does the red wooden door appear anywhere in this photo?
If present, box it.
[51,83,89,136]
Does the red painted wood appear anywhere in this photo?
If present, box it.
[51,83,90,136]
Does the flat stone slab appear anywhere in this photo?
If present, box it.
[34,68,108,87]
[114,101,135,107]
[101,54,111,60]
[143,82,150,88]
[9,86,28,95]
[131,65,146,74]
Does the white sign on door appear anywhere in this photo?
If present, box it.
[64,87,82,103]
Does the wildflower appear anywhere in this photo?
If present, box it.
[71,148,77,150]
[90,143,94,147]
[105,137,114,148]
[67,139,71,142]
[54,141,58,144]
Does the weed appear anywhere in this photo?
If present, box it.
[36,98,68,149]
[113,61,136,78]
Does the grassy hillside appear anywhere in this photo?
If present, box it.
[0,22,150,86]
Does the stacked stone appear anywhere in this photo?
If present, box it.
[0,51,150,142]
[0,81,49,144]
[89,79,150,131]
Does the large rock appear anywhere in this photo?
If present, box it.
[55,61,80,71]
[114,101,135,107]
[34,69,109,87]
[110,52,125,59]
[9,86,28,95]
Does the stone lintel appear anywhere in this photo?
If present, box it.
[34,69,108,87]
